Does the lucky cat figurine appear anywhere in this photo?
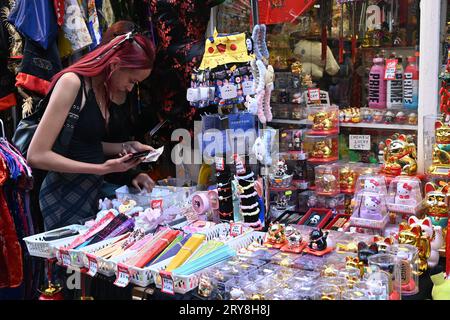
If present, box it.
[308,229,329,251]
[424,182,449,235]
[359,194,384,220]
[398,222,431,273]
[408,216,443,268]
[357,242,379,265]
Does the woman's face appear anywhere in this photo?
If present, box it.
[110,67,151,93]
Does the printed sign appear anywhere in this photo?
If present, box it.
[308,88,321,102]
[114,264,130,288]
[60,249,71,267]
[86,254,98,277]
[349,135,371,151]
[230,223,244,237]
[242,81,255,95]
[160,271,175,295]
[220,84,238,99]
[384,59,398,80]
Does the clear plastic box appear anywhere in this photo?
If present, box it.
[367,254,402,300]
[338,163,363,194]
[115,185,185,208]
[156,178,197,202]
[307,104,339,135]
[387,244,419,296]
[350,191,389,230]
[386,176,423,215]
[354,174,388,195]
[315,164,340,196]
[304,134,339,163]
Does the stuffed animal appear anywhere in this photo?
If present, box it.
[293,40,340,79]
[430,267,450,300]
[408,216,443,268]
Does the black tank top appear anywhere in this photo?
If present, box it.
[67,84,106,164]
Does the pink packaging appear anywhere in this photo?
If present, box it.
[368,57,387,109]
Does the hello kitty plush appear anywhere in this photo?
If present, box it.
[395,181,414,205]
[360,194,384,220]
[408,216,443,268]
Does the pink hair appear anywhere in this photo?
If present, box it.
[48,33,155,103]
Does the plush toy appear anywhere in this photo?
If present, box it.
[293,40,340,79]
[431,266,450,300]
[408,216,443,268]
[244,95,258,114]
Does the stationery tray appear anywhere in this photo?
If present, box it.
[148,231,266,294]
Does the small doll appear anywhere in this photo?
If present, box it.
[359,194,384,220]
[308,229,328,251]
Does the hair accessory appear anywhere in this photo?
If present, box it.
[218,187,232,192]
[219,211,233,218]
[238,183,255,192]
[235,171,255,181]
[207,190,219,210]
[219,195,232,201]
[240,191,258,199]
[241,202,259,210]
[217,181,231,187]
[241,207,260,216]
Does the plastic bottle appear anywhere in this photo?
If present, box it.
[368,57,387,109]
[387,56,404,109]
[403,56,419,109]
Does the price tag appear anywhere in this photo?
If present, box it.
[160,271,175,295]
[151,199,163,210]
[242,81,255,95]
[384,59,398,80]
[186,88,200,102]
[86,254,98,277]
[60,249,71,267]
[308,88,321,102]
[234,154,246,175]
[215,156,225,171]
[114,263,130,288]
[230,223,244,237]
[349,134,371,151]
[220,84,238,99]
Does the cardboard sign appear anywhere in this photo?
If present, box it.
[308,88,321,102]
[349,135,371,151]
[242,81,255,95]
[220,84,238,99]
[384,59,398,80]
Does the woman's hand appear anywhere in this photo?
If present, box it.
[120,141,154,156]
[131,173,155,192]
[101,154,142,174]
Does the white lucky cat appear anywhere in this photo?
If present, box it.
[408,216,443,268]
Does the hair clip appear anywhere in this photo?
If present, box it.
[238,183,255,192]
[235,171,255,181]
[241,207,260,216]
[240,191,258,199]
[217,181,231,187]
[240,202,259,210]
[219,195,232,201]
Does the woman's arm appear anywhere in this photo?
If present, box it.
[27,73,140,175]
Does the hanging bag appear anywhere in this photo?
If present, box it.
[12,78,86,158]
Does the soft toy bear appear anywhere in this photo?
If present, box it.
[293,40,340,79]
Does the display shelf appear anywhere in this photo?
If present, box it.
[269,118,312,125]
[339,122,418,131]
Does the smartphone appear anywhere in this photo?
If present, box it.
[129,150,151,159]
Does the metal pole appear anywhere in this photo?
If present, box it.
[251,0,259,26]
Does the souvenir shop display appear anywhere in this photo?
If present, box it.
[338,163,360,194]
[304,135,339,163]
[381,133,417,176]
[307,105,339,135]
[297,208,333,229]
[387,244,419,296]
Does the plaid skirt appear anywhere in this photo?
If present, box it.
[39,172,103,231]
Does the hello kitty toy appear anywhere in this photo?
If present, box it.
[360,194,384,220]
[408,216,443,268]
[355,174,388,195]
[387,176,422,215]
